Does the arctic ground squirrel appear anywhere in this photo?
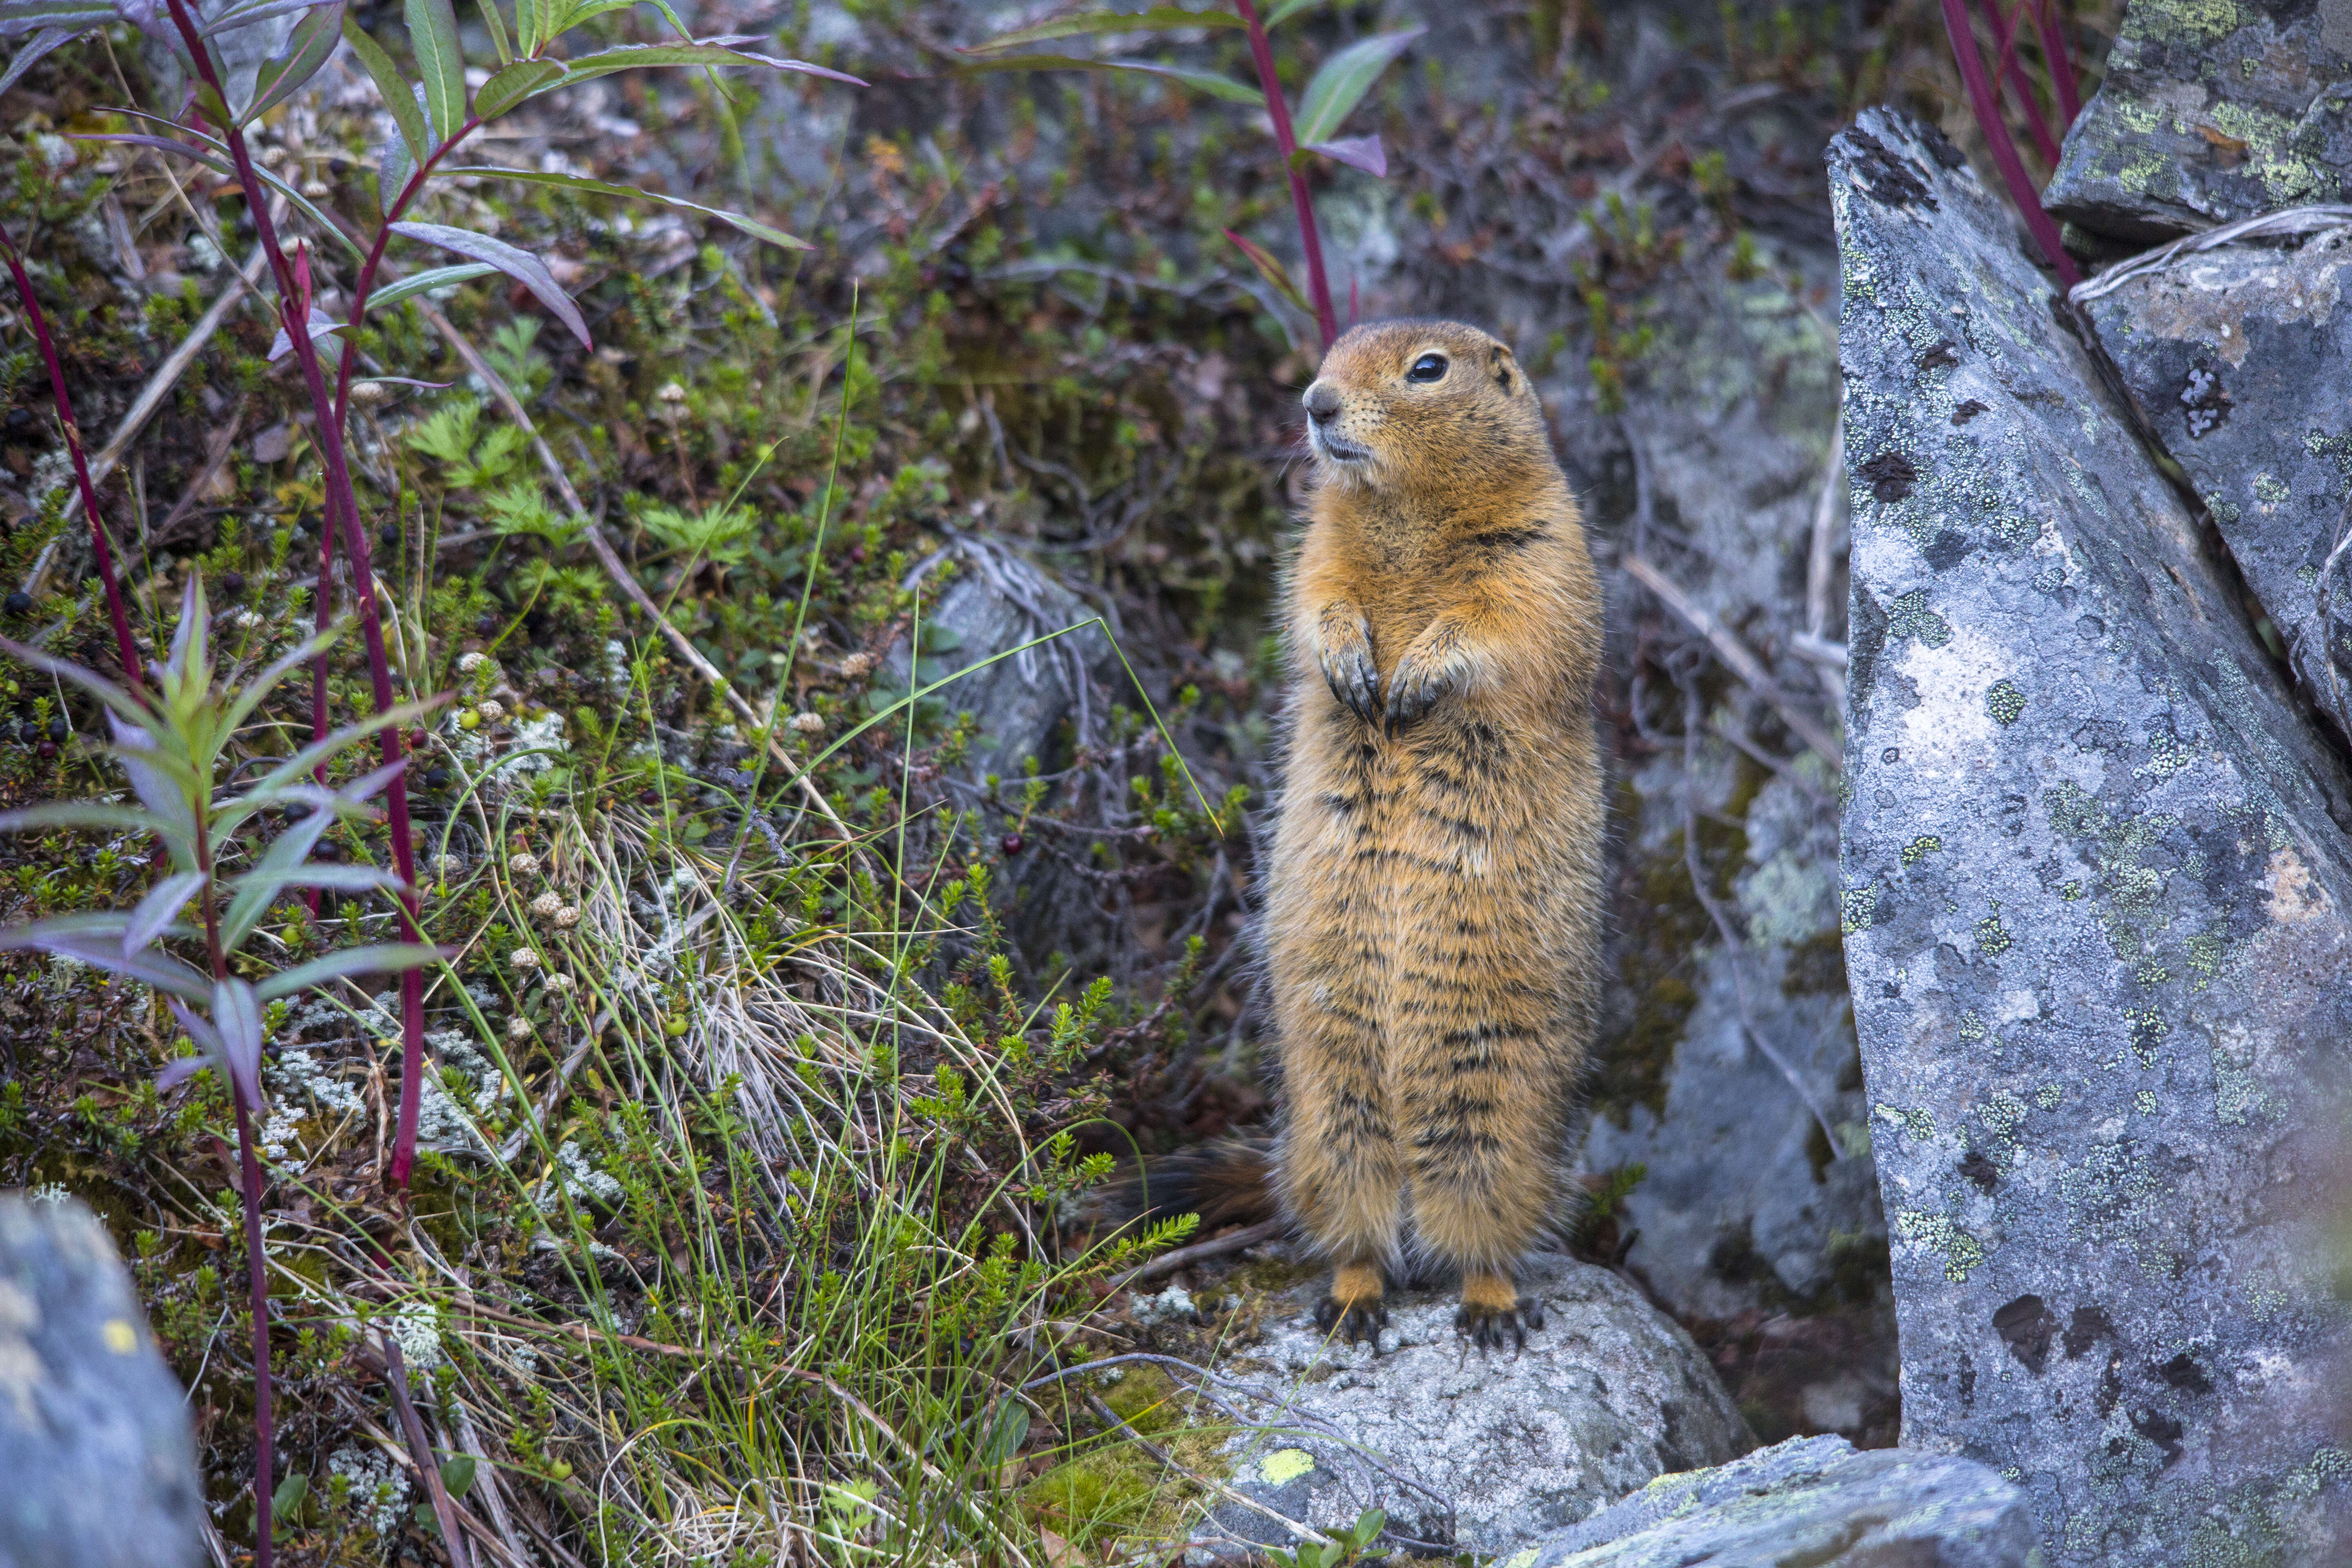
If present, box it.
[1149,318,1605,1351]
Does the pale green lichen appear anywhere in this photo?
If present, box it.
[2135,1089,2159,1114]
[1976,913,2013,957]
[1875,1101,1936,1143]
[2253,470,2294,503]
[1985,679,2027,726]
[1893,1207,1986,1282]
[1258,1448,1314,1486]
[2122,0,2241,46]
[1902,833,1942,866]
[1884,588,1953,649]
[1840,884,1879,935]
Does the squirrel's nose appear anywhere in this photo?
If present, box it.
[1303,382,1341,424]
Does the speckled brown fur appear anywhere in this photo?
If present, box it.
[1269,319,1604,1350]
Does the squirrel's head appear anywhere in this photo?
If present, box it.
[1300,319,1546,500]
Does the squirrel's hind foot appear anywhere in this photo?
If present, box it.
[1455,1273,1542,1354]
[1315,1261,1388,1349]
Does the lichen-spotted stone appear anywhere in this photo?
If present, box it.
[1835,108,2352,1563]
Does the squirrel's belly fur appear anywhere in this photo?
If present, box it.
[1141,319,1604,1351]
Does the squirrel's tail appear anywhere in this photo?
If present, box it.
[1127,1136,1278,1232]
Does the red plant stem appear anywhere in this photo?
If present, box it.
[2031,0,2081,128]
[1939,0,2080,288]
[230,1093,277,1567]
[1231,0,1337,351]
[163,0,431,1191]
[0,225,144,692]
[1972,0,2059,165]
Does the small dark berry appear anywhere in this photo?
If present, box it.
[379,524,399,550]
[14,721,33,745]
[35,740,55,759]
[406,728,429,751]
[46,717,66,742]
[312,840,342,862]
[2,590,28,615]
[300,512,323,534]
[1000,833,1024,855]
[221,571,245,595]
[849,544,868,566]
[424,767,451,789]
[639,788,662,806]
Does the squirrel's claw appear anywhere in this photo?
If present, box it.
[1321,648,1383,727]
[1455,1297,1542,1355]
[1382,659,1453,726]
[1315,1293,1388,1350]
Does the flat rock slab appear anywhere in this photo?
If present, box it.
[1519,1433,2036,1567]
[2046,0,2352,242]
[2086,223,2352,744]
[1190,1252,1751,1559]
[1833,108,2352,1565]
[0,1193,203,1568]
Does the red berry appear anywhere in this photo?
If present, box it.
[36,740,56,759]
[1000,833,1024,855]
[407,728,429,752]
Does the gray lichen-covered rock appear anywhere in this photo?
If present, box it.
[2044,0,2352,241]
[1189,1252,1751,1559]
[2086,224,2352,742]
[1833,106,2352,1564]
[0,1194,204,1568]
[1521,1434,2037,1567]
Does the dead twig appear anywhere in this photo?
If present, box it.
[1107,1218,1284,1296]
[1623,551,1842,771]
[382,1334,474,1568]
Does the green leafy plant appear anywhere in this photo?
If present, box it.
[0,581,446,1568]
[961,2,1421,347]
[1267,1507,1388,1566]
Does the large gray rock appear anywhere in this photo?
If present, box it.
[2045,0,2352,242]
[0,1194,204,1568]
[2085,223,2352,743]
[1191,1252,1753,1559]
[1834,106,2352,1565]
[1523,1434,2037,1567]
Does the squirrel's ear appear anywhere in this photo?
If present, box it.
[1488,341,1519,394]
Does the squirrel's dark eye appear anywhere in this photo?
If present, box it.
[1407,353,1448,383]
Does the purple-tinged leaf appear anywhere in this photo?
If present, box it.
[472,56,560,120]
[951,51,1260,103]
[124,871,206,956]
[67,131,234,176]
[0,0,111,38]
[0,631,148,728]
[0,914,213,1002]
[213,977,265,1112]
[551,40,865,87]
[156,1054,208,1091]
[241,0,341,124]
[267,304,344,362]
[255,943,451,1002]
[449,165,808,250]
[1222,228,1311,314]
[219,805,336,949]
[1292,26,1421,145]
[341,15,426,161]
[404,0,465,145]
[390,220,589,347]
[1304,133,1385,176]
[960,7,1243,54]
[0,25,78,96]
[0,800,178,839]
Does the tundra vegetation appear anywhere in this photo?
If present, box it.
[0,0,2106,1561]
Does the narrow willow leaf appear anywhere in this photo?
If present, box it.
[472,57,560,120]
[218,806,335,950]
[242,0,343,124]
[0,632,145,727]
[0,0,111,34]
[1292,26,1421,146]
[1302,132,1385,176]
[200,0,329,34]
[0,26,78,97]
[390,220,589,346]
[213,978,265,1110]
[553,40,864,87]
[256,944,450,1002]
[343,14,425,159]
[475,0,508,63]
[0,801,176,838]
[1222,228,1311,314]
[405,0,466,145]
[105,108,367,256]
[267,304,343,362]
[68,131,234,177]
[962,6,1242,53]
[380,120,416,218]
[123,871,205,956]
[951,52,1260,104]
[450,165,807,249]
[0,915,212,1002]
[1260,0,1324,26]
[367,261,499,311]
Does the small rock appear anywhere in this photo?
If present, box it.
[1191,1253,1750,1558]
[0,1194,203,1567]
[249,423,294,464]
[2046,0,2352,241]
[1523,1434,2035,1567]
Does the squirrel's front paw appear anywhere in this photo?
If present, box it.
[1384,648,1459,726]
[1315,607,1381,726]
